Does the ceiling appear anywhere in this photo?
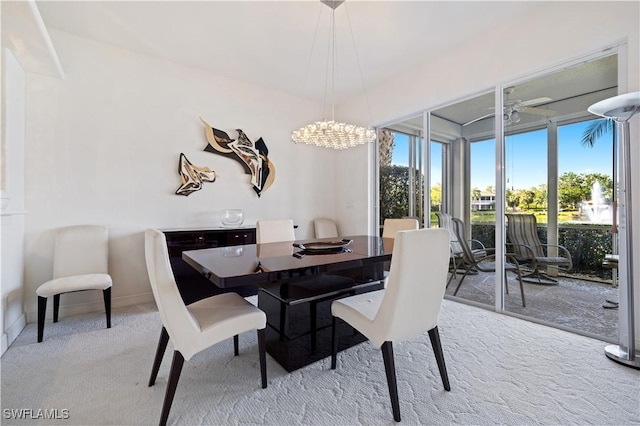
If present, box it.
[33,0,539,104]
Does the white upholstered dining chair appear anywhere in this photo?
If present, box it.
[256,219,295,244]
[313,218,339,239]
[145,229,267,426]
[36,225,112,342]
[381,218,419,238]
[330,228,451,422]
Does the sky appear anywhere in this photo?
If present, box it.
[390,120,614,191]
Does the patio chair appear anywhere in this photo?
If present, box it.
[506,213,573,284]
[435,212,486,284]
[450,217,525,307]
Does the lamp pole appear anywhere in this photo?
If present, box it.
[589,91,640,369]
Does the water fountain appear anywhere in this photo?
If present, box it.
[581,181,611,223]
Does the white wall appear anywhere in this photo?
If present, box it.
[22,30,337,322]
[1,48,28,353]
[336,2,640,345]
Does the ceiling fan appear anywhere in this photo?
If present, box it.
[462,87,555,126]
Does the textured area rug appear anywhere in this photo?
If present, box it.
[1,300,638,425]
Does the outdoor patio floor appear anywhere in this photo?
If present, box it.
[445,269,619,342]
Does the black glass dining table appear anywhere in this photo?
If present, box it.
[182,235,393,371]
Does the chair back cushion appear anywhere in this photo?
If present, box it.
[53,225,109,279]
[381,218,419,239]
[145,229,199,352]
[256,219,295,243]
[506,214,545,258]
[314,218,339,239]
[373,228,450,346]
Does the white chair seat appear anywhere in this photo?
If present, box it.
[331,290,384,345]
[187,292,266,344]
[36,273,112,298]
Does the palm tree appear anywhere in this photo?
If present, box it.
[581,118,613,147]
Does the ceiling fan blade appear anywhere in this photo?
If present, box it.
[522,106,556,116]
[519,97,552,107]
[462,113,495,127]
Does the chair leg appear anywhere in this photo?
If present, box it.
[149,327,169,387]
[53,294,60,323]
[37,296,47,343]
[504,270,510,294]
[103,287,111,328]
[453,266,472,296]
[233,335,239,356]
[159,351,184,426]
[331,316,338,370]
[258,328,267,389]
[428,326,451,391]
[381,341,401,422]
[516,272,526,308]
[446,257,457,287]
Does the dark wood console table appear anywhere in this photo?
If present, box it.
[162,227,257,304]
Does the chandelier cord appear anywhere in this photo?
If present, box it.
[344,3,372,126]
[291,0,377,150]
[303,4,324,107]
[322,7,336,122]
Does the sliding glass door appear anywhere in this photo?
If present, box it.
[376,50,622,342]
[378,119,425,231]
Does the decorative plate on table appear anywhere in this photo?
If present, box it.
[293,239,352,253]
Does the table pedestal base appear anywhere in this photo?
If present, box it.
[258,280,383,372]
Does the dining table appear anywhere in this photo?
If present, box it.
[182,235,393,371]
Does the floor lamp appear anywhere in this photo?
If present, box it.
[588,91,640,369]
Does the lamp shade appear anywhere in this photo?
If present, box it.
[588,91,640,122]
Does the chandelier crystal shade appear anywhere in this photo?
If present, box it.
[292,120,376,150]
[291,0,376,150]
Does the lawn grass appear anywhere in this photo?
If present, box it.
[430,209,588,225]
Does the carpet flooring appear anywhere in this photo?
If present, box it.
[1,299,638,425]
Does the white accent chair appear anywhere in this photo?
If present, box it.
[381,218,419,238]
[145,229,267,426]
[331,228,451,422]
[313,218,339,239]
[36,225,112,342]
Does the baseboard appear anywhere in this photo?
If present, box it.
[1,312,27,355]
[25,292,154,324]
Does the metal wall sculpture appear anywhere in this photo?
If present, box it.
[200,117,275,197]
[175,153,217,196]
